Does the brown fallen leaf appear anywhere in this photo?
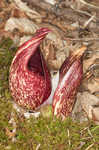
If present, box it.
[83,61,99,94]
[83,52,99,72]
[13,0,42,23]
[87,79,99,94]
[78,92,99,124]
[5,17,38,34]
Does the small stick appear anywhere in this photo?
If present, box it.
[84,14,96,28]
[36,144,41,150]
[85,143,94,150]
[67,128,71,147]
[80,0,99,10]
[71,6,99,21]
[65,37,99,41]
[88,128,95,142]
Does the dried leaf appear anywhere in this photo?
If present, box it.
[5,17,38,34]
[13,0,42,22]
[78,92,99,124]
[44,0,56,5]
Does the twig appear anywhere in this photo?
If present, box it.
[84,14,96,28]
[67,128,71,147]
[80,0,99,10]
[71,6,99,21]
[80,127,89,135]
[88,128,95,142]
[36,144,40,150]
[65,37,99,41]
[85,143,94,150]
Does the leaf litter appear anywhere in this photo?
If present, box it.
[0,0,99,149]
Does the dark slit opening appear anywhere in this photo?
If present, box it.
[27,47,44,76]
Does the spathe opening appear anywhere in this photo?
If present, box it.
[27,47,44,76]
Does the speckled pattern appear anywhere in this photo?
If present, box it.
[52,46,87,119]
[52,59,83,118]
[9,28,51,110]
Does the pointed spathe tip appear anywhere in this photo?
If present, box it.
[35,27,51,40]
[36,28,51,34]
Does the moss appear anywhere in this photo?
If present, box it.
[0,38,17,96]
[0,38,99,150]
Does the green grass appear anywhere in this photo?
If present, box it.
[0,38,99,150]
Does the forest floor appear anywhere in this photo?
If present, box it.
[0,0,99,149]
